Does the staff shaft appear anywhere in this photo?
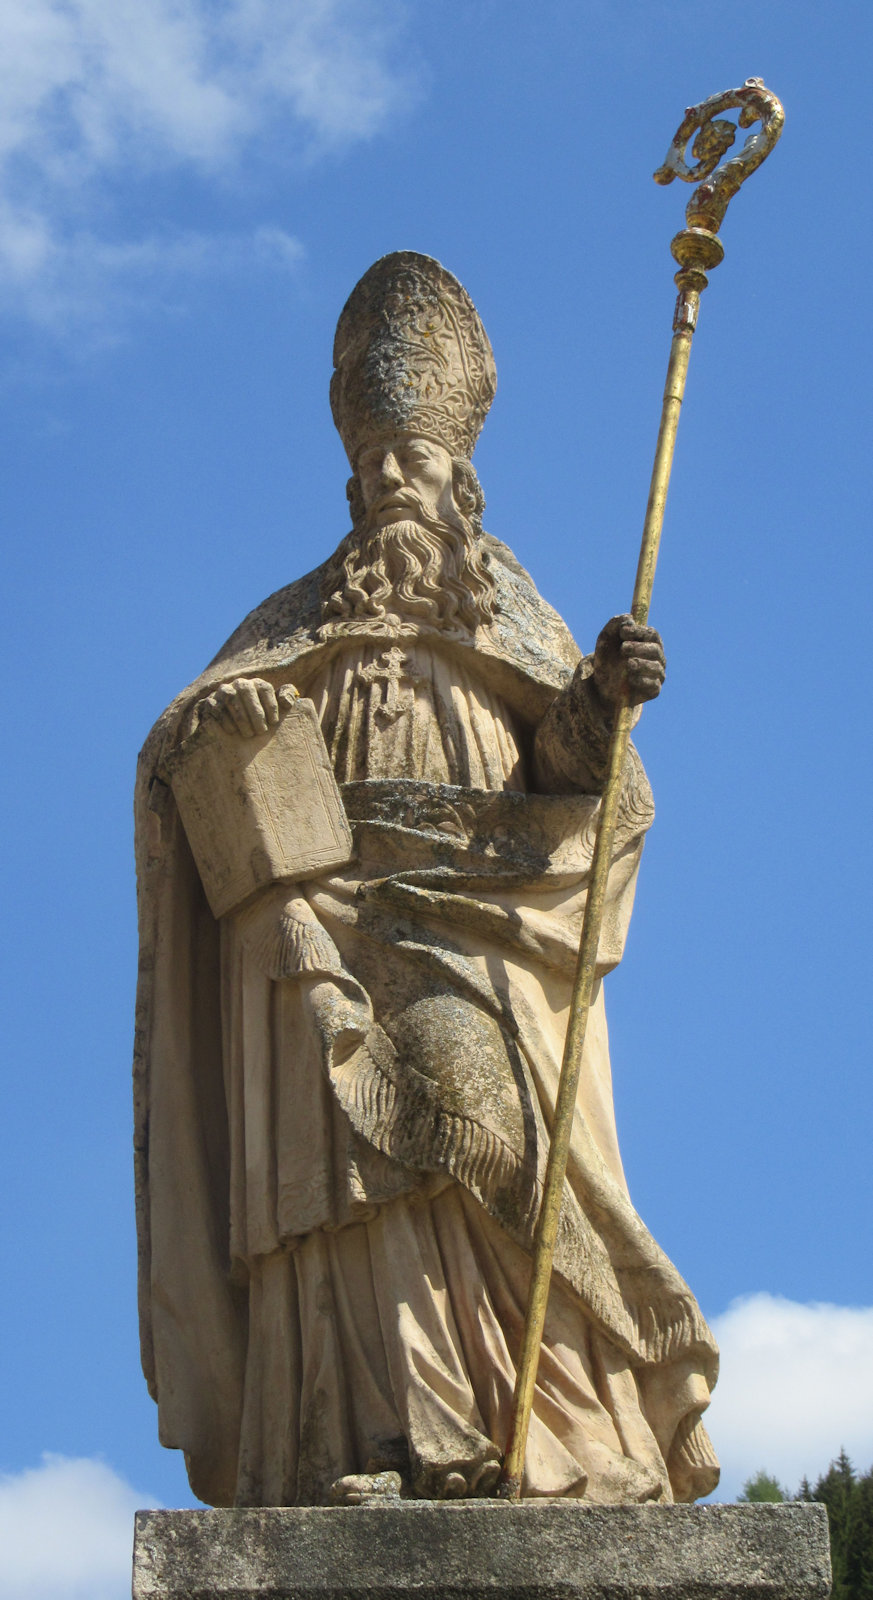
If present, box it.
[500,303,697,1498]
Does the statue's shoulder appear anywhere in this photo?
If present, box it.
[478,533,582,693]
[479,532,536,585]
[205,560,326,673]
[138,559,329,774]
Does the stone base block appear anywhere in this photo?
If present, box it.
[133,1502,831,1600]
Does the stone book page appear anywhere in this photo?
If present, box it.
[167,695,354,918]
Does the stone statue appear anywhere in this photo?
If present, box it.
[134,252,719,1512]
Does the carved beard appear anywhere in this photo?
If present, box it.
[321,502,496,634]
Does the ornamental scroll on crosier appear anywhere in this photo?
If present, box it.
[166,692,353,919]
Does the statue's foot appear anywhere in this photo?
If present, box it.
[470,1458,502,1496]
[415,1450,503,1500]
[329,1470,404,1506]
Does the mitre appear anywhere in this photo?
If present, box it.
[330,251,497,466]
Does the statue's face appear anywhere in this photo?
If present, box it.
[356,436,455,530]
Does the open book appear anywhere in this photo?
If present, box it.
[167,692,354,919]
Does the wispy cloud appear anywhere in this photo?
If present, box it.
[0,1454,155,1600]
[0,0,413,330]
[706,1294,873,1498]
[0,218,305,334]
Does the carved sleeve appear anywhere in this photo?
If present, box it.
[533,659,614,795]
[235,884,345,981]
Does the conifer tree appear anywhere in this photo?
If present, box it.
[811,1449,857,1600]
[737,1452,873,1599]
[844,1466,873,1600]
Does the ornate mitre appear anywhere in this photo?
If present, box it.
[330,252,497,465]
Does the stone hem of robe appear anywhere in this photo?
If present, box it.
[236,1185,717,1507]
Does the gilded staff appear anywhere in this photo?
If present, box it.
[500,77,784,1499]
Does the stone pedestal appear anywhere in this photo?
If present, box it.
[132,1501,831,1600]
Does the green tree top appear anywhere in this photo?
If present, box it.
[739,1469,786,1503]
[735,1453,873,1599]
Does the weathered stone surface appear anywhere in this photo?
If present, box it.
[132,1502,831,1600]
[134,250,715,1511]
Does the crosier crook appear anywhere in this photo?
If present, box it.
[500,78,785,1500]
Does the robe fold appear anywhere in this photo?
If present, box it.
[134,533,719,1508]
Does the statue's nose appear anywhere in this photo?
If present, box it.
[378,451,404,489]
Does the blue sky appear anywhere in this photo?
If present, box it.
[1,2,872,1593]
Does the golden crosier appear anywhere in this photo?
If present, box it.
[500,79,785,1500]
[655,77,785,330]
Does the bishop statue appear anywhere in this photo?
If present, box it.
[134,252,719,1510]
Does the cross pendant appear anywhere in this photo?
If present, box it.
[357,646,422,725]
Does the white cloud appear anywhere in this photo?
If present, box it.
[706,1294,873,1499]
[0,1454,156,1600]
[0,218,304,334]
[0,0,409,172]
[0,0,412,328]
